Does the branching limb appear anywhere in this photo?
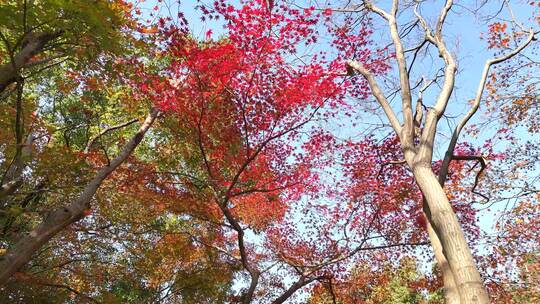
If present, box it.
[0,31,64,94]
[326,277,338,304]
[451,155,489,201]
[271,275,322,304]
[217,202,260,304]
[416,0,457,164]
[365,0,416,154]
[0,128,34,202]
[183,230,241,262]
[377,159,406,178]
[346,60,402,135]
[438,28,536,184]
[0,108,159,285]
[22,54,67,69]
[414,74,443,135]
[84,118,139,153]
[14,271,102,304]
[0,83,17,101]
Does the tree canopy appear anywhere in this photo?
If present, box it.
[0,0,538,303]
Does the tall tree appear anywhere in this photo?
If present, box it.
[1,1,538,303]
[333,1,537,303]
[0,0,160,285]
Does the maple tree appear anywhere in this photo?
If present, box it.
[0,0,539,303]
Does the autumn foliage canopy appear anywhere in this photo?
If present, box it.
[0,0,538,303]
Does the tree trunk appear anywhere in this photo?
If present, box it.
[413,166,489,304]
[0,31,63,94]
[424,211,460,304]
[0,108,159,285]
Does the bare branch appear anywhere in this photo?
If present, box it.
[414,4,436,43]
[415,1,458,165]
[363,1,391,20]
[365,0,415,158]
[346,60,403,135]
[436,0,454,36]
[438,28,536,184]
[452,155,489,201]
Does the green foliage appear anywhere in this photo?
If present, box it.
[309,258,443,304]
[105,280,156,304]
[0,0,130,60]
